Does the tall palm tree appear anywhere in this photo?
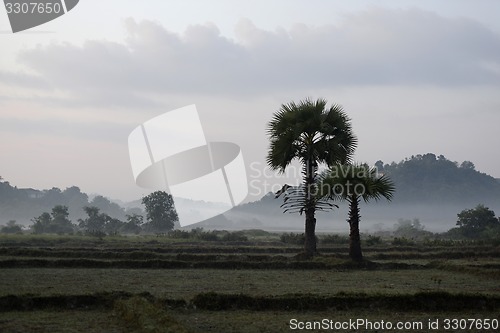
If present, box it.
[319,164,395,261]
[267,98,357,257]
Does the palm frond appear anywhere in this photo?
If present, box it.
[276,185,336,215]
[318,163,395,203]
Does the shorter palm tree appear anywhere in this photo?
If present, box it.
[319,164,395,261]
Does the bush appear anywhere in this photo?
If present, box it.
[168,230,191,239]
[0,220,22,234]
[392,237,416,246]
[240,229,272,237]
[319,234,349,244]
[280,232,305,245]
[364,235,382,246]
[167,228,251,242]
[394,218,434,239]
[86,230,107,238]
[220,231,248,242]
[194,230,219,241]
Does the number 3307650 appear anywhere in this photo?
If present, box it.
[5,2,62,14]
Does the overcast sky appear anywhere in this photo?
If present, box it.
[1,0,499,202]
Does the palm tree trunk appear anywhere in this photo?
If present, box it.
[304,207,317,257]
[304,159,317,258]
[348,194,363,261]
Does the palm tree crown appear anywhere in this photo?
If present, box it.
[319,164,395,203]
[267,99,357,173]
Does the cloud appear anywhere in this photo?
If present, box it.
[0,70,50,90]
[0,7,494,109]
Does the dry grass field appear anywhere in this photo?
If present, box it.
[0,233,498,332]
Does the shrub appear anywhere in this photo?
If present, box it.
[394,218,434,239]
[220,231,248,242]
[364,235,382,246]
[240,229,272,237]
[86,230,107,238]
[194,230,219,241]
[280,232,304,245]
[392,237,416,246]
[319,234,349,244]
[168,230,191,239]
[0,220,22,234]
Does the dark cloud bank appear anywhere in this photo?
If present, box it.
[2,8,499,107]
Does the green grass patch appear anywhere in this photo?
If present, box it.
[0,309,126,333]
[114,296,191,333]
[1,268,498,299]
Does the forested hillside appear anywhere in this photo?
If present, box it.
[0,182,140,225]
[376,153,500,204]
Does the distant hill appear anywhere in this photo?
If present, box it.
[377,153,500,205]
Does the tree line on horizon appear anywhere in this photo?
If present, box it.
[1,152,498,226]
[0,191,178,236]
[2,203,499,245]
[0,183,144,225]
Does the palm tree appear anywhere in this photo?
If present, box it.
[319,164,395,261]
[267,98,357,257]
